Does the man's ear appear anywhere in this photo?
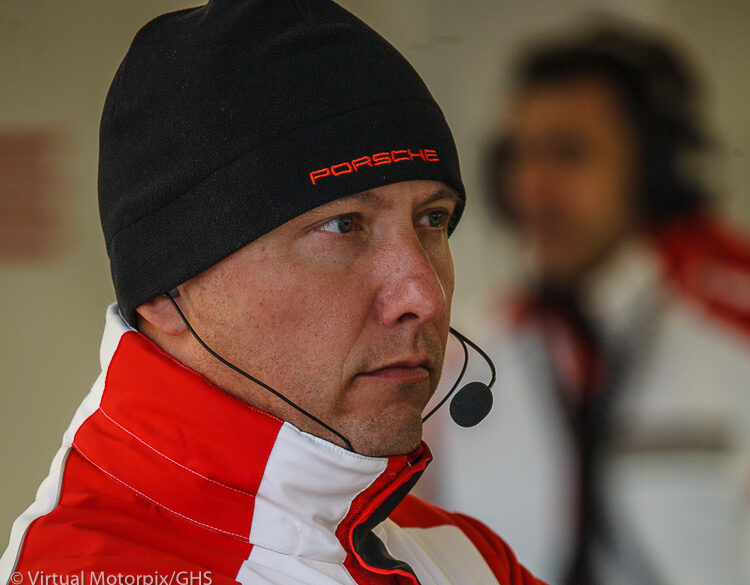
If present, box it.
[135,294,187,336]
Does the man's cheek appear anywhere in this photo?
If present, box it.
[272,296,350,350]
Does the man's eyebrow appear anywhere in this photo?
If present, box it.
[341,188,461,207]
[417,188,462,208]
[346,190,385,205]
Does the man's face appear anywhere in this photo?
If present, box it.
[177,180,458,456]
[502,79,639,285]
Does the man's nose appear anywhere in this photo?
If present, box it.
[374,233,448,328]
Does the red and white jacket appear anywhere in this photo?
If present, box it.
[0,305,544,585]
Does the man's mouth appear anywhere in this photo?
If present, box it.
[358,358,432,384]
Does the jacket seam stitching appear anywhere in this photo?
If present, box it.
[97,407,254,499]
[73,443,249,542]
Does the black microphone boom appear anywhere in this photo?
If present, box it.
[421,328,468,423]
[423,327,496,427]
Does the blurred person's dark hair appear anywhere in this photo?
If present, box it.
[487,22,712,227]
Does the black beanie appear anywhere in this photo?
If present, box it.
[99,0,465,325]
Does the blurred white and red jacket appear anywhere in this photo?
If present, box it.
[0,305,544,585]
[426,214,750,585]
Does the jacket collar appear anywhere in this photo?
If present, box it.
[579,236,662,343]
[514,237,662,345]
[73,305,431,564]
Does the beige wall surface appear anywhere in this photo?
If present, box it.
[1,0,748,540]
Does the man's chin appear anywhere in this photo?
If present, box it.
[348,415,424,457]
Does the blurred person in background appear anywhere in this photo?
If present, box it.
[426,22,750,585]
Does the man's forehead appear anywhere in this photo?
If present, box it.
[321,183,461,210]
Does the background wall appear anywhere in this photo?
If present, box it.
[1,0,748,538]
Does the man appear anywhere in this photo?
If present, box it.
[0,2,544,584]
[427,24,750,585]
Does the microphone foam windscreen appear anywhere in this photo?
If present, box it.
[449,381,493,428]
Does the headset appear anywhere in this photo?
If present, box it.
[164,291,495,452]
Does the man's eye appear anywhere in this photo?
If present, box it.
[419,210,449,229]
[317,214,356,234]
